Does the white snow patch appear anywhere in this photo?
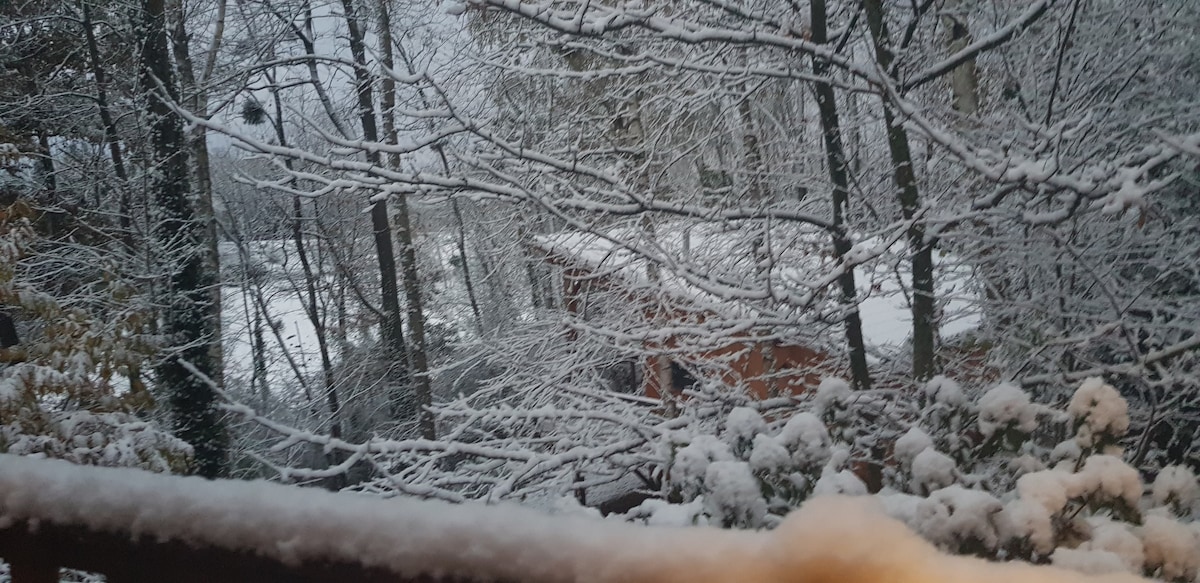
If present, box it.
[877,491,926,530]
[812,468,868,497]
[702,461,766,526]
[1075,455,1142,508]
[748,434,791,473]
[1152,466,1198,514]
[1068,377,1130,448]
[1141,514,1200,581]
[1051,548,1130,576]
[1000,498,1056,555]
[723,407,766,445]
[925,376,966,407]
[774,412,831,471]
[814,377,851,410]
[916,486,1004,552]
[671,435,734,497]
[911,448,958,493]
[627,498,707,527]
[895,426,934,466]
[1083,517,1144,572]
[977,383,1038,437]
[1017,470,1076,515]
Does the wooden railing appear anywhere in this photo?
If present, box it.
[0,455,562,583]
[1,453,1115,583]
[0,456,504,583]
[0,520,457,583]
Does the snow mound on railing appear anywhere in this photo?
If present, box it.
[0,455,1151,583]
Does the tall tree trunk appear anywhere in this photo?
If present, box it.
[34,130,64,237]
[943,0,980,115]
[266,71,342,442]
[864,0,938,382]
[140,0,227,477]
[79,0,131,244]
[450,199,483,334]
[811,0,872,391]
[736,85,765,202]
[377,0,434,439]
[167,0,225,389]
[338,0,413,425]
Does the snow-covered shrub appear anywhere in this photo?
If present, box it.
[1141,514,1200,582]
[812,447,868,496]
[895,426,934,467]
[911,448,958,494]
[723,407,765,457]
[1081,517,1144,573]
[0,207,190,473]
[774,412,833,473]
[915,485,1004,555]
[638,374,1200,581]
[1069,377,1130,454]
[669,435,734,499]
[703,460,767,527]
[1152,466,1199,517]
[976,383,1039,453]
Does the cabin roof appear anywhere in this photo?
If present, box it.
[531,220,980,353]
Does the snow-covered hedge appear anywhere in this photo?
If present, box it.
[629,376,1200,582]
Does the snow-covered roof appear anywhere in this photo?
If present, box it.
[0,455,1147,583]
[532,221,979,350]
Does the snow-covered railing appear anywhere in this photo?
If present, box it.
[0,454,746,583]
[0,455,1150,583]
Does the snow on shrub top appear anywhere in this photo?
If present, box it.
[775,412,831,471]
[895,426,934,466]
[1017,470,1075,515]
[812,448,867,497]
[1152,466,1199,515]
[1001,498,1057,554]
[925,375,967,407]
[671,435,733,498]
[703,460,767,527]
[1082,517,1144,573]
[814,377,851,410]
[1069,377,1130,448]
[911,448,958,494]
[723,407,766,445]
[1076,455,1143,508]
[1141,514,1200,582]
[916,485,1004,553]
[1052,548,1131,576]
[977,383,1038,437]
[748,433,790,473]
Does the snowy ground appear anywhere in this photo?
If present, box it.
[220,240,325,395]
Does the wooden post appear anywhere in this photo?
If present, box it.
[9,556,57,583]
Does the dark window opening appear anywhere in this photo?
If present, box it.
[670,361,697,393]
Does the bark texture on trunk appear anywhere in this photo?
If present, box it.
[167,0,225,389]
[339,0,417,428]
[140,0,227,477]
[811,0,872,391]
[865,0,938,382]
[377,0,435,439]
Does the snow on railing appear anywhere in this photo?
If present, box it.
[0,455,1149,583]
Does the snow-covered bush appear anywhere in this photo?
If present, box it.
[1069,377,1130,455]
[640,375,1200,581]
[0,206,190,473]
